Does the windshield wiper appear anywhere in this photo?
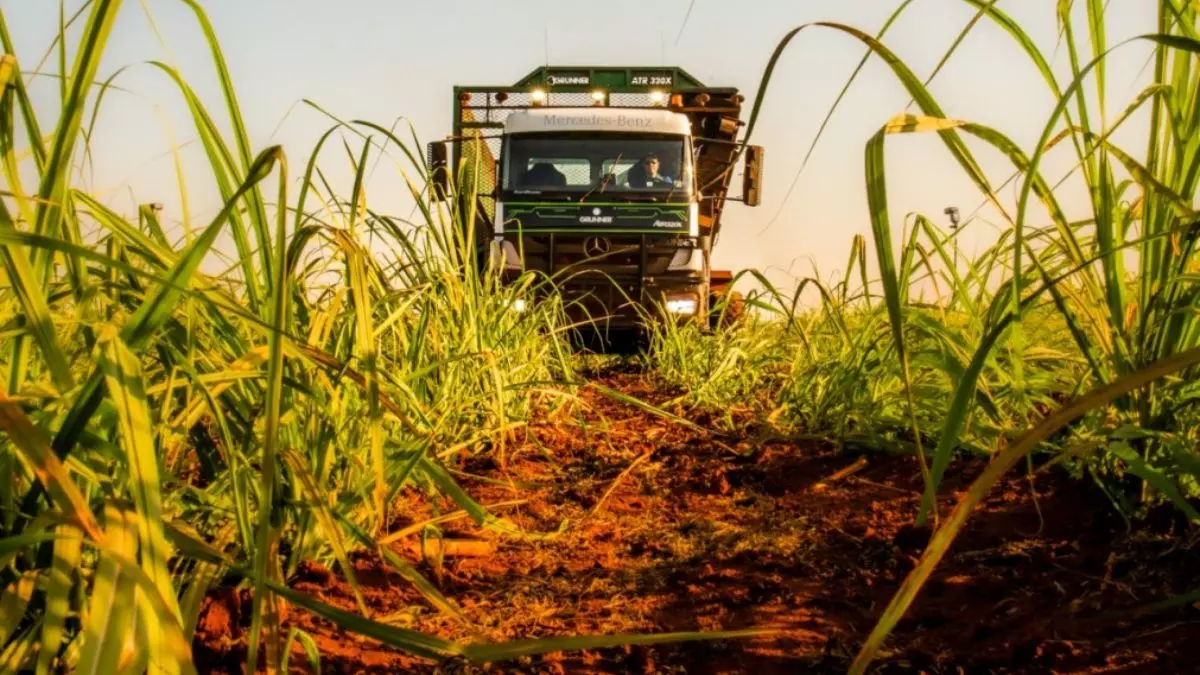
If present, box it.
[576,172,620,202]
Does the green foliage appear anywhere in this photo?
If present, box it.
[647,252,1087,457]
[643,2,1200,672]
[0,2,659,672]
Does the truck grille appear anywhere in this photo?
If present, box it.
[515,235,686,277]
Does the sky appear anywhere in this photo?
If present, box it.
[3,0,1161,292]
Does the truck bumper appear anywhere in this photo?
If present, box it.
[507,270,707,329]
[495,232,709,330]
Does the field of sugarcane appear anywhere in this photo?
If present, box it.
[1,1,1199,674]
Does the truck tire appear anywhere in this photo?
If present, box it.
[709,290,745,330]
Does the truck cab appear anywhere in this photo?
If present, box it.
[493,107,706,324]
[428,66,763,337]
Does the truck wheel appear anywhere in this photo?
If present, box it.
[709,290,745,330]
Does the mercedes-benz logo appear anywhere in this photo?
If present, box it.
[583,236,611,257]
[591,207,602,216]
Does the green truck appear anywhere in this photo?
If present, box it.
[428,66,763,339]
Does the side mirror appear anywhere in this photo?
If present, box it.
[742,144,764,207]
[428,140,450,201]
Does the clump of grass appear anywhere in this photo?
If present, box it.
[646,241,1086,456]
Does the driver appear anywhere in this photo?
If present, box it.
[628,154,674,187]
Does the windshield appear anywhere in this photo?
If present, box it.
[502,133,690,199]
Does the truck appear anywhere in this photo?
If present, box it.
[427,66,763,342]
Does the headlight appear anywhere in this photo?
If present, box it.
[664,294,697,315]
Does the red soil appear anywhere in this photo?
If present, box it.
[193,367,1200,674]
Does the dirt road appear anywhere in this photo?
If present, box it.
[195,364,1200,674]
